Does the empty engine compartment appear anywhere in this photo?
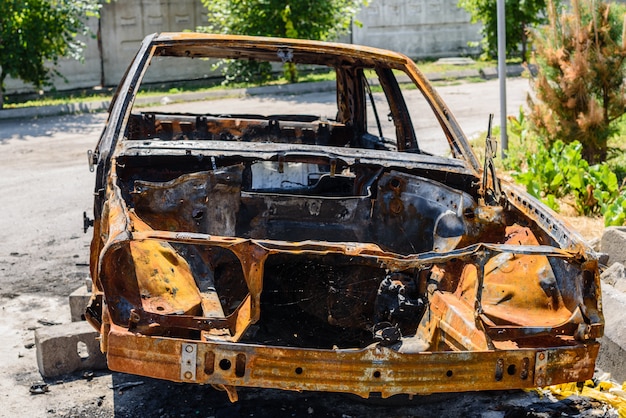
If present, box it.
[96,154,595,353]
[123,159,503,255]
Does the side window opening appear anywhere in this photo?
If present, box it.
[363,66,459,158]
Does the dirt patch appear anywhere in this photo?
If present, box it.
[560,215,605,243]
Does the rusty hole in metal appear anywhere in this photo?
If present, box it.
[295,367,303,375]
[373,370,381,378]
[390,178,401,189]
[520,358,529,380]
[219,359,232,371]
[507,364,517,376]
[204,351,215,375]
[192,209,204,220]
[156,306,165,311]
[235,353,246,377]
[446,370,453,377]
[495,358,504,381]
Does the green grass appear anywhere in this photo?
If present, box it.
[3,90,114,109]
[296,70,336,83]
[414,58,524,74]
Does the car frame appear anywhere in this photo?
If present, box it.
[85,32,603,402]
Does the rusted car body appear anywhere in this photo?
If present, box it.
[86,33,603,401]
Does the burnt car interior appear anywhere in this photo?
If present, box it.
[125,68,420,152]
[87,34,603,399]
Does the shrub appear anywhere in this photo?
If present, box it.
[528,0,626,164]
[507,113,624,224]
[199,0,365,83]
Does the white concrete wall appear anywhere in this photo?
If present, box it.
[353,0,482,59]
[99,0,210,86]
[4,0,482,95]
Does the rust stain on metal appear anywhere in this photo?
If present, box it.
[84,33,603,401]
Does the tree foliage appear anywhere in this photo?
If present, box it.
[0,0,100,108]
[528,0,626,164]
[458,0,547,60]
[200,0,366,83]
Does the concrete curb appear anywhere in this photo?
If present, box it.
[35,321,107,378]
[0,65,526,122]
[0,100,112,120]
[597,282,626,383]
[597,224,626,382]
[602,227,626,267]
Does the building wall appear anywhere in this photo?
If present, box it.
[99,0,209,86]
[353,0,481,59]
[4,0,481,95]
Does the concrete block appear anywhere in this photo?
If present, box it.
[598,252,610,267]
[505,64,525,77]
[35,321,107,378]
[85,277,93,293]
[596,283,626,383]
[69,285,91,322]
[601,227,626,266]
[479,67,498,79]
[601,262,626,293]
[434,57,476,66]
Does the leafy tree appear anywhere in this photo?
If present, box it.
[0,0,100,109]
[200,0,366,83]
[458,0,547,60]
[528,0,626,164]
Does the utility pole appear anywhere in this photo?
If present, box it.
[497,0,508,158]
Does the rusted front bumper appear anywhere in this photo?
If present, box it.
[106,324,599,398]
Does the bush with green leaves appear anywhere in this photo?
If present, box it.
[502,107,533,172]
[509,133,624,224]
[458,0,547,60]
[475,108,625,225]
[200,0,366,83]
[0,0,100,109]
[604,194,626,227]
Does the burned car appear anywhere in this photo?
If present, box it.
[85,33,603,401]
